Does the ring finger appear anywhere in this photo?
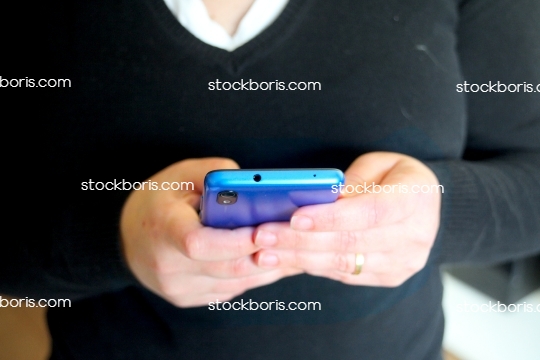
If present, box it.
[255,249,393,275]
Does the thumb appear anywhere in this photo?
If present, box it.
[341,152,402,198]
[164,157,239,208]
[177,157,240,194]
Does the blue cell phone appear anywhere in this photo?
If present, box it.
[200,169,344,228]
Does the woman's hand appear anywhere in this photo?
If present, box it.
[120,158,301,307]
[253,152,442,287]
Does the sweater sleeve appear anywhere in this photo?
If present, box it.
[0,2,143,300]
[425,0,540,265]
[0,175,138,300]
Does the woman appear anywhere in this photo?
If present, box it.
[4,0,539,358]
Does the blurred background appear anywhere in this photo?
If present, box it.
[442,257,540,360]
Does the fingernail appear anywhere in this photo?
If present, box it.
[291,215,314,230]
[255,230,277,246]
[259,253,279,267]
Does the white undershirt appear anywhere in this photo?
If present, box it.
[163,0,289,51]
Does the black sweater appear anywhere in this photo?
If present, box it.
[2,0,540,359]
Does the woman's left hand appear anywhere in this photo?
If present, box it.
[253,152,442,287]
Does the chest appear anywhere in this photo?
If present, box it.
[55,0,466,168]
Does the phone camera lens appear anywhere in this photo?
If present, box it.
[217,191,238,205]
[253,174,261,182]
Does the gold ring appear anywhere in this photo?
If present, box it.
[352,253,364,275]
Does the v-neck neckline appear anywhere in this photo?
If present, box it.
[144,0,313,74]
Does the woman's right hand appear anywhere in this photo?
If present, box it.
[120,158,302,307]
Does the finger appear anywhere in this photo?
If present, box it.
[342,152,427,192]
[153,266,301,302]
[177,268,303,307]
[165,157,240,195]
[255,222,405,253]
[255,249,405,275]
[255,249,356,273]
[164,189,260,262]
[163,288,249,307]
[304,269,393,287]
[289,193,410,232]
[340,152,402,197]
[210,268,303,294]
[189,157,240,193]
[179,225,259,261]
[198,255,275,279]
[152,253,273,282]
[299,153,437,231]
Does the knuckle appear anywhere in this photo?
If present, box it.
[183,231,203,260]
[230,257,251,277]
[333,253,351,273]
[140,254,159,273]
[316,210,338,230]
[232,233,250,257]
[366,196,389,227]
[330,210,341,229]
[292,251,310,269]
[291,230,304,248]
[338,231,359,252]
[366,197,380,227]
[149,259,174,276]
